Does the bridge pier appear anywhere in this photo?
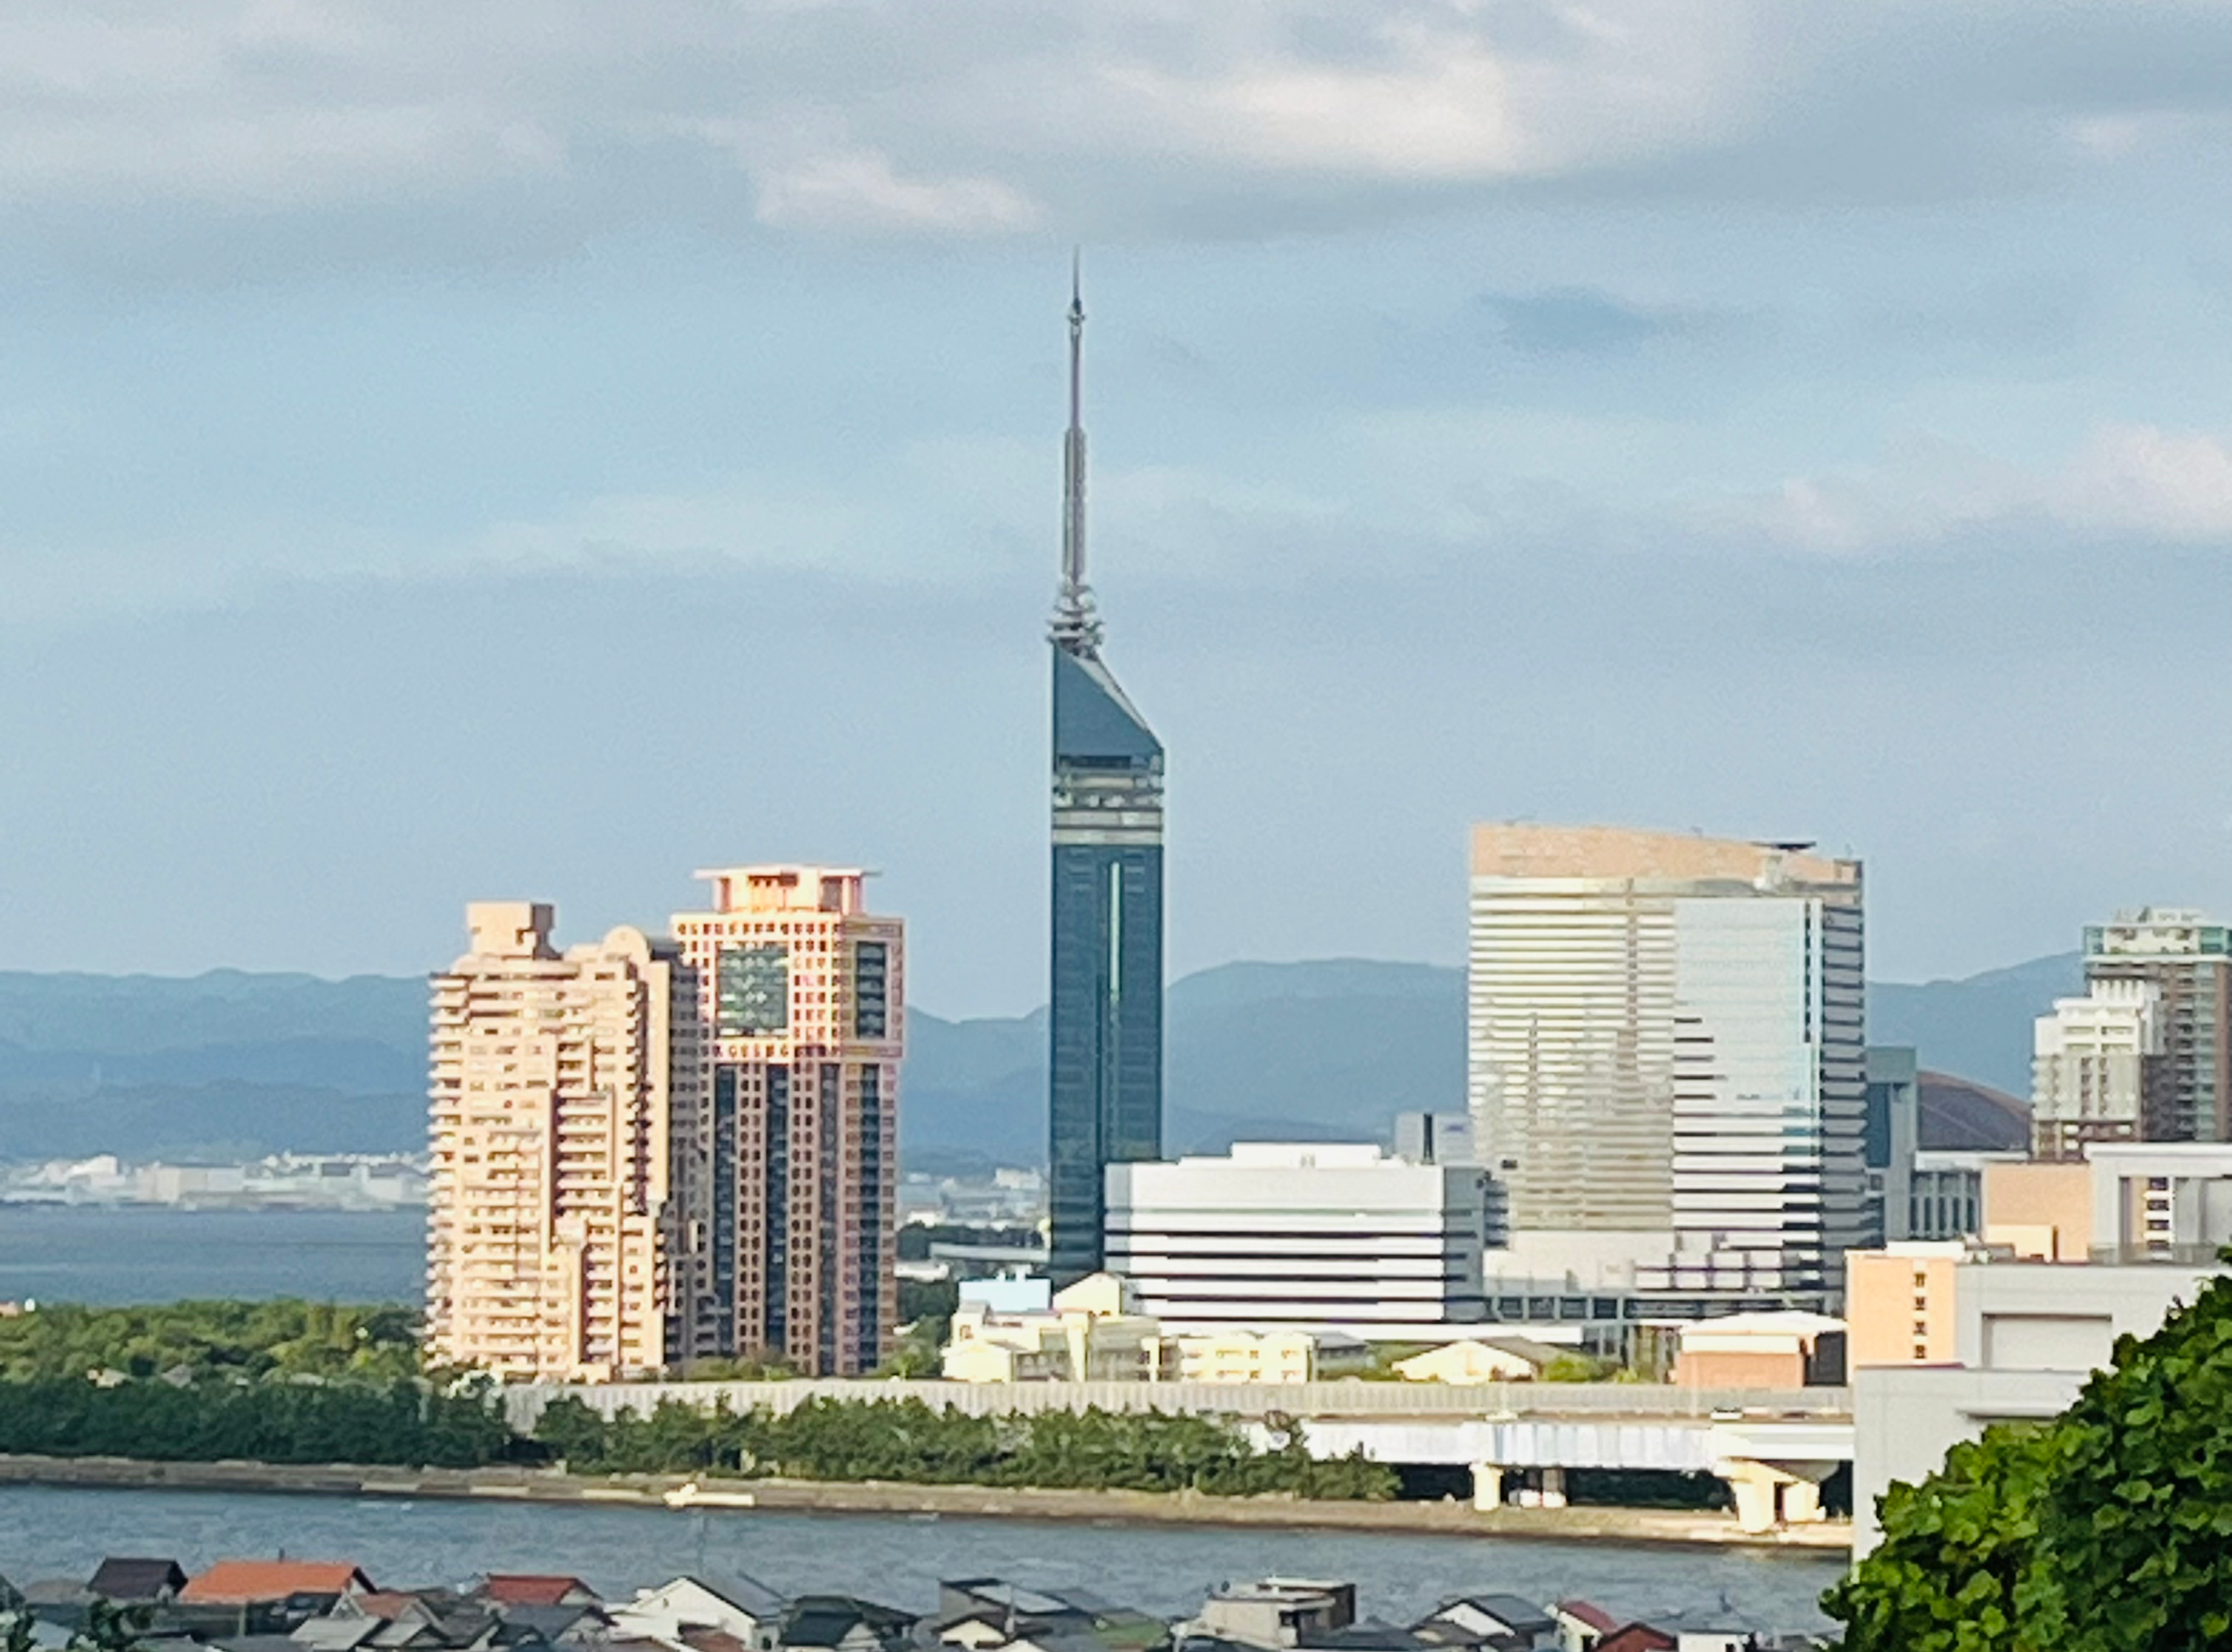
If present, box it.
[1717,1456,1834,1534]
[1470,1462,1504,1510]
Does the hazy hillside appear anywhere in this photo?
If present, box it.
[1866,952,2081,1099]
[0,954,2076,1163]
[906,960,1465,1163]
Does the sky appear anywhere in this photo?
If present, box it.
[1,1,2229,1019]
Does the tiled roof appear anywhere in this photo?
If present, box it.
[182,1563,373,1605]
[1552,1602,1619,1634]
[1594,1628,1676,1652]
[483,1580,597,1608]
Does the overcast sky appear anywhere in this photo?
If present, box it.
[2,1,2228,1017]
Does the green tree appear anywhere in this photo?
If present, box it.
[1828,1267,2232,1651]
[72,1600,152,1652]
[1540,1352,1613,1383]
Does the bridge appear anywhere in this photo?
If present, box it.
[505,1380,1853,1534]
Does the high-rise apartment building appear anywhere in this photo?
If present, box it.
[2032,979,2166,1159]
[2083,909,2231,1142]
[1046,269,1164,1284]
[1467,825,1867,1309]
[669,866,903,1375]
[425,904,685,1380]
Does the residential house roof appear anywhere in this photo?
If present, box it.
[497,1604,608,1648]
[21,1580,93,1608]
[481,1580,601,1610]
[678,1631,752,1652]
[292,1619,383,1652]
[1413,1595,1557,1649]
[87,1560,187,1603]
[1553,1603,1619,1636]
[777,1595,918,1652]
[1594,1629,1676,1652]
[1298,1621,1435,1652]
[182,1563,376,1605]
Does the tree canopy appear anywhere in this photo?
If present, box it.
[1826,1267,2232,1651]
[534,1394,1396,1499]
[0,1300,418,1383]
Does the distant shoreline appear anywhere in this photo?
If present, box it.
[0,1453,1849,1554]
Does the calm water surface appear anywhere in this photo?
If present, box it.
[0,1206,423,1304]
[0,1487,1839,1636]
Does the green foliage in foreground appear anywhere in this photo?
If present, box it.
[0,1374,512,1468]
[535,1394,1399,1499]
[1826,1267,2232,1651]
[0,1300,419,1383]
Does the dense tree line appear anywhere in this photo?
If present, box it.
[0,1374,512,1467]
[0,1301,418,1383]
[533,1394,1397,1499]
[1826,1264,2232,1650]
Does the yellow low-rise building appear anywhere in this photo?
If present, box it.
[941,1273,1165,1383]
[1391,1336,1563,1383]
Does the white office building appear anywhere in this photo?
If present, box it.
[1467,825,1867,1310]
[1103,1143,1504,1338]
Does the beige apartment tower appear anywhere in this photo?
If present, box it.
[669,867,903,1375]
[425,904,686,1380]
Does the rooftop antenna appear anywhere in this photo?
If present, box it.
[1050,248,1103,656]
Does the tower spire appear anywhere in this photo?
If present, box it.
[1050,248,1103,655]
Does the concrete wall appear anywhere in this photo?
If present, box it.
[1846,1247,1961,1367]
[1852,1366,2084,1555]
[1980,1162,2092,1260]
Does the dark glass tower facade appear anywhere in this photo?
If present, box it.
[1047,269,1165,1284]
[1049,650,1164,1282]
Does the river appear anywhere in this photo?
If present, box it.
[0,1486,1839,1637]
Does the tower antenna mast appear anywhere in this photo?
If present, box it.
[1050,249,1103,655]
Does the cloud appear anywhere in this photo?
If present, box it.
[0,0,2227,264]
[748,151,1039,233]
[1692,424,2232,554]
[1480,286,1729,354]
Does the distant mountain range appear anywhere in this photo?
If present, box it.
[0,954,2079,1166]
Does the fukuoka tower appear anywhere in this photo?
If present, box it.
[1044,261,1165,1284]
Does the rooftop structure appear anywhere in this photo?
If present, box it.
[1047,266,1165,1287]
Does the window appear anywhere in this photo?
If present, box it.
[717,943,790,1036]
[854,942,889,1039]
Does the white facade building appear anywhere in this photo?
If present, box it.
[2033,980,2163,1158]
[1103,1143,1502,1338]
[1467,825,1867,1310]
[1853,1255,2222,1556]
